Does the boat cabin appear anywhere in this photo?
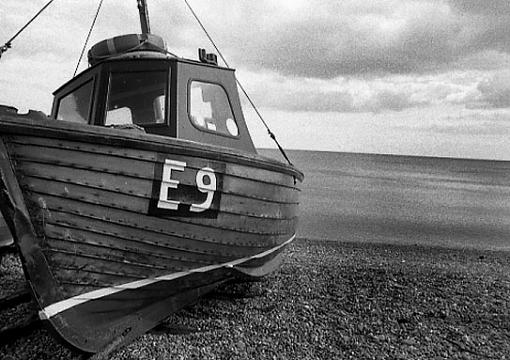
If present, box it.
[50,35,255,153]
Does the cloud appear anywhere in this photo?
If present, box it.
[263,90,356,113]
[0,53,71,113]
[216,0,465,77]
[396,111,510,136]
[364,90,420,112]
[1,1,147,60]
[259,83,425,114]
[454,50,510,71]
[149,0,510,78]
[2,1,509,117]
[449,0,510,16]
[3,0,510,80]
[426,122,510,136]
[474,71,510,108]
[240,69,488,113]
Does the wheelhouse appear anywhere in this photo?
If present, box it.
[51,53,255,153]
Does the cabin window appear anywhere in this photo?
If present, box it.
[56,80,94,123]
[105,70,168,126]
[189,81,239,137]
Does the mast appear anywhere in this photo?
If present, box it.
[137,0,151,34]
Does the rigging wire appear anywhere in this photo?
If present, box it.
[73,0,105,77]
[0,0,56,59]
[182,0,294,166]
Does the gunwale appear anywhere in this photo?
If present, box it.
[0,115,304,182]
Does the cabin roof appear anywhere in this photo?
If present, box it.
[53,53,234,96]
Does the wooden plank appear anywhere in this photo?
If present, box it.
[168,213,297,235]
[11,144,154,179]
[44,223,237,265]
[24,176,150,212]
[44,248,168,283]
[52,266,144,287]
[223,175,299,204]
[24,180,297,234]
[38,195,291,247]
[46,234,211,270]
[18,164,298,218]
[49,267,144,297]
[46,210,264,256]
[18,158,299,205]
[19,161,151,196]
[10,135,158,162]
[226,162,296,188]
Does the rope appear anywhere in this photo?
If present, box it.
[0,0,55,59]
[73,0,105,77]
[182,0,294,166]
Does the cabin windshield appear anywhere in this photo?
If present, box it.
[105,70,168,126]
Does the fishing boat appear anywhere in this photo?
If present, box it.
[0,0,303,354]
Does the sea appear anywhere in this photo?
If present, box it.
[259,149,510,251]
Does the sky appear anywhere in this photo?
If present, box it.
[1,0,510,160]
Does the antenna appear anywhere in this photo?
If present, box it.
[137,0,151,34]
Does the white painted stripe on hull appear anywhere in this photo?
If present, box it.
[39,234,296,320]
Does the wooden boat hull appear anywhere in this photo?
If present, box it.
[0,115,302,353]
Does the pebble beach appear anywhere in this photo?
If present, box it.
[1,238,509,359]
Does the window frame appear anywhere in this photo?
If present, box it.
[55,77,96,124]
[187,78,241,139]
